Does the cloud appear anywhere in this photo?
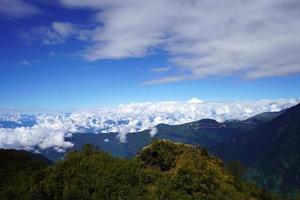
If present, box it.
[0,98,299,150]
[0,0,40,18]
[22,21,80,45]
[19,60,31,65]
[149,127,158,137]
[41,22,78,45]
[152,66,172,73]
[143,75,190,85]
[59,0,300,82]
[23,21,94,45]
[51,22,76,37]
[0,115,74,151]
[49,51,58,56]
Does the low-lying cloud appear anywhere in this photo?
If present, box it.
[0,98,299,151]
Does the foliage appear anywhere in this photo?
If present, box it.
[30,144,148,200]
[0,149,49,200]
[1,141,281,200]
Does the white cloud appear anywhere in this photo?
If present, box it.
[51,22,76,37]
[0,98,299,150]
[42,22,77,45]
[0,0,40,18]
[49,51,58,56]
[0,115,74,151]
[152,66,172,73]
[22,21,80,45]
[19,60,31,65]
[25,21,95,45]
[60,0,300,82]
[149,127,158,137]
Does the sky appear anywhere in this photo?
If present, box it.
[0,0,300,150]
[0,0,300,110]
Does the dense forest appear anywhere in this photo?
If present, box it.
[1,140,294,200]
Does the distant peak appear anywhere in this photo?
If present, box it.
[187,98,204,104]
[198,119,219,124]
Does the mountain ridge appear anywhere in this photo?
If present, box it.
[39,109,283,161]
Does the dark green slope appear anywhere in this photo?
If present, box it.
[212,103,300,193]
[42,131,153,161]
[154,115,277,146]
[0,149,51,200]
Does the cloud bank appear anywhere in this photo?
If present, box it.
[58,0,300,83]
[0,98,299,150]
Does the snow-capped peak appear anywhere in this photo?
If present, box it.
[187,98,204,104]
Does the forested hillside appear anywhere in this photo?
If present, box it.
[0,149,50,199]
[0,141,280,200]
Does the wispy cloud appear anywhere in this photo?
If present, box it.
[0,0,40,18]
[22,21,83,45]
[40,21,78,45]
[19,60,31,66]
[59,0,300,82]
[48,51,58,56]
[152,66,172,73]
[143,75,191,85]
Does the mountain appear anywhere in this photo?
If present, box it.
[2,105,297,198]
[40,117,257,161]
[245,110,285,123]
[149,117,269,146]
[37,106,300,194]
[212,103,300,193]
[40,110,283,161]
[29,140,278,200]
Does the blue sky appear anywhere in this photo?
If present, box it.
[0,0,300,109]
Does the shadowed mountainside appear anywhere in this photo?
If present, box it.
[212,103,300,193]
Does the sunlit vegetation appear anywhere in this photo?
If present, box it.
[1,140,282,200]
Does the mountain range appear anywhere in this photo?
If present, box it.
[0,103,299,195]
[37,103,300,195]
[41,107,282,160]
